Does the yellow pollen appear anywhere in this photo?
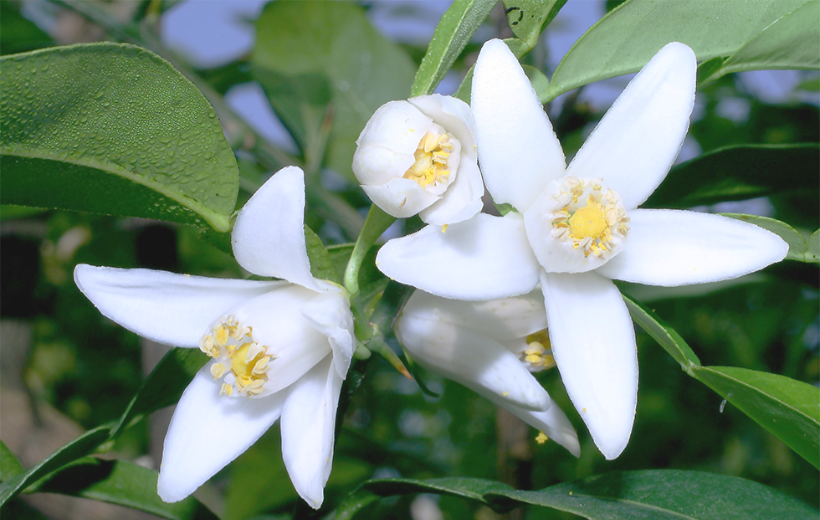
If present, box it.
[568,202,608,240]
[404,132,452,188]
[535,431,549,444]
[521,330,556,371]
[441,224,448,233]
[214,325,228,346]
[231,342,268,391]
[210,363,226,379]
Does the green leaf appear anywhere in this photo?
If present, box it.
[644,144,820,209]
[0,425,111,507]
[808,229,820,258]
[622,294,701,370]
[0,441,24,481]
[0,3,52,56]
[336,471,817,518]
[252,2,416,182]
[701,0,820,84]
[304,225,340,284]
[1,43,239,232]
[494,470,818,519]
[797,77,820,91]
[29,458,218,520]
[547,0,813,100]
[691,366,820,469]
[723,214,819,263]
[412,0,497,96]
[502,0,568,50]
[522,65,550,104]
[111,347,207,438]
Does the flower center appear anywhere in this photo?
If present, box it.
[520,329,555,372]
[404,130,453,189]
[549,177,629,259]
[199,315,273,398]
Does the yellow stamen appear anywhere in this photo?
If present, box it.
[568,200,607,240]
[404,132,453,188]
[535,431,549,444]
[210,363,226,379]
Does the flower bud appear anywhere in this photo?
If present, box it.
[353,94,484,225]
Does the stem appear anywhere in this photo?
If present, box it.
[343,205,395,296]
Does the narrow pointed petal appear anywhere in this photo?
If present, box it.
[401,289,547,344]
[157,365,285,502]
[540,271,637,460]
[377,213,540,301]
[301,284,355,379]
[472,39,565,212]
[597,209,789,286]
[361,178,439,218]
[420,155,484,225]
[397,315,551,411]
[74,264,283,348]
[503,401,581,457]
[281,356,342,509]
[228,286,331,397]
[232,166,319,291]
[564,43,696,210]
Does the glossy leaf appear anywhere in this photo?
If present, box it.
[304,225,340,284]
[0,425,111,507]
[691,366,820,469]
[111,347,207,438]
[412,0,497,96]
[701,0,820,84]
[0,441,23,481]
[0,43,239,232]
[336,471,817,518]
[30,458,218,520]
[644,144,820,209]
[622,294,701,370]
[547,0,812,99]
[252,2,416,182]
[723,214,819,263]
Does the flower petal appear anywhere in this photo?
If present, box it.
[227,286,332,397]
[409,94,477,151]
[280,355,342,509]
[377,213,540,301]
[352,144,416,186]
[361,178,440,218]
[564,43,696,210]
[397,314,551,411]
[354,100,432,150]
[597,209,789,286]
[301,284,355,379]
[74,264,283,348]
[540,271,637,460]
[232,166,319,291]
[503,401,580,457]
[419,154,484,226]
[157,364,285,502]
[472,39,565,212]
[401,289,547,344]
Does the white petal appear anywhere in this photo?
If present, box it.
[301,286,355,379]
[540,271,637,460]
[228,286,332,397]
[361,178,439,218]
[376,213,540,301]
[401,289,547,344]
[232,166,319,291]
[597,209,789,286]
[472,39,565,212]
[396,315,551,411]
[74,264,283,348]
[280,356,342,509]
[502,401,580,457]
[354,100,432,150]
[564,43,696,210]
[351,144,416,186]
[419,155,484,226]
[157,364,285,502]
[409,94,477,152]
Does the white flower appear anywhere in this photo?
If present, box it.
[74,167,354,509]
[377,40,788,460]
[396,289,580,456]
[352,94,484,225]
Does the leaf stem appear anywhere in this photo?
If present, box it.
[343,205,395,296]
